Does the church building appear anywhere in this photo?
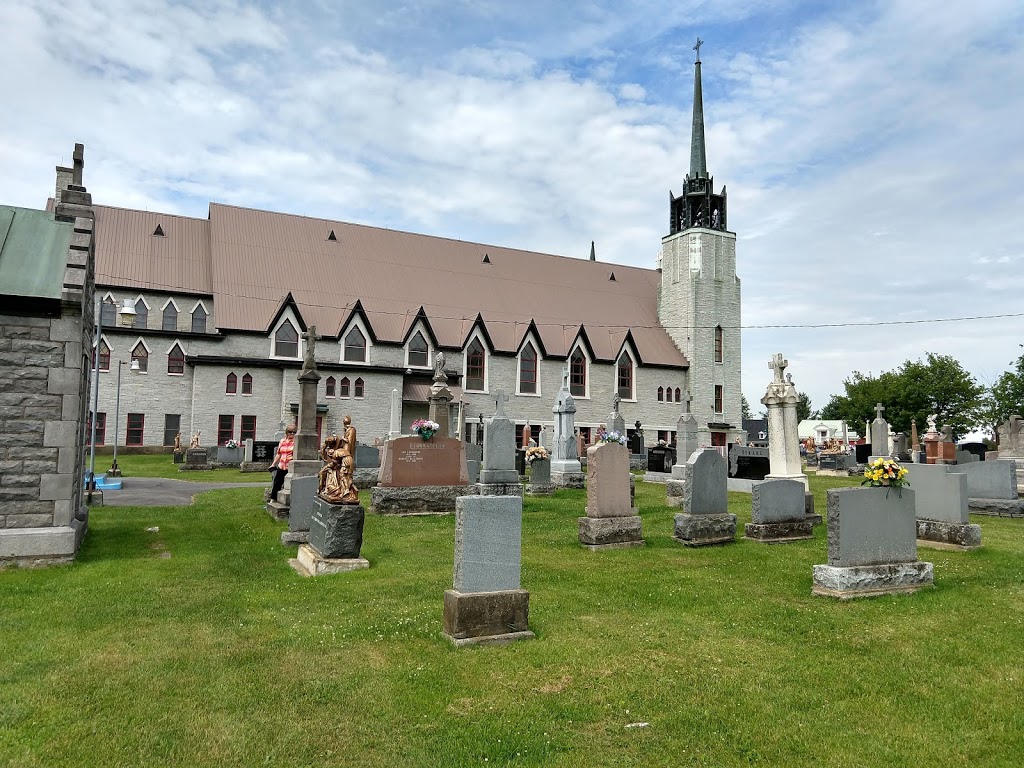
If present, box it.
[68,47,742,452]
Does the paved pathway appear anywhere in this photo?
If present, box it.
[99,476,268,507]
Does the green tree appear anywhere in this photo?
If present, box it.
[980,352,1024,444]
[796,391,814,422]
[741,394,753,421]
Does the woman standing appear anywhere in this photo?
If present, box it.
[269,424,296,502]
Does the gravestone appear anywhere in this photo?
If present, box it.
[960,459,1024,516]
[744,478,813,542]
[812,487,933,599]
[578,442,644,549]
[443,495,533,647]
[515,449,527,478]
[292,497,369,576]
[728,444,770,479]
[647,445,675,474]
[280,475,318,545]
[372,435,473,515]
[527,457,553,496]
[479,391,522,496]
[242,439,277,472]
[854,443,871,464]
[892,432,910,461]
[388,388,402,439]
[674,449,736,546]
[353,443,381,486]
[761,354,805,487]
[550,368,584,488]
[666,393,698,505]
[954,449,978,465]
[869,403,890,460]
[608,394,626,435]
[183,447,211,470]
[905,464,981,550]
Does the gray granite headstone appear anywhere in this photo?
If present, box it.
[529,458,550,484]
[954,449,978,465]
[958,459,1017,499]
[465,443,483,462]
[453,495,522,592]
[481,398,519,484]
[466,459,481,485]
[309,498,365,559]
[683,449,728,515]
[826,487,917,567]
[751,478,805,524]
[905,464,968,524]
[355,443,380,468]
[288,475,320,533]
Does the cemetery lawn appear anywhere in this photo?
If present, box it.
[2,476,1023,767]
[95,453,257,481]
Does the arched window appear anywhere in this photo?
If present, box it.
[340,377,351,398]
[408,332,428,367]
[569,348,587,397]
[191,304,207,334]
[616,352,633,399]
[274,320,299,357]
[92,340,111,372]
[241,373,252,395]
[100,297,116,326]
[131,342,148,373]
[226,372,237,394]
[665,386,674,403]
[162,303,178,331]
[675,387,682,402]
[354,377,364,398]
[465,339,485,391]
[519,342,538,394]
[134,300,148,330]
[657,386,664,402]
[167,344,185,375]
[344,327,366,362]
[325,376,336,398]
[714,325,723,363]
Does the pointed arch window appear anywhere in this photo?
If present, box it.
[162,304,178,331]
[665,386,674,403]
[675,387,682,403]
[344,327,366,362]
[241,373,253,395]
[354,377,364,398]
[131,342,148,373]
[93,340,111,371]
[191,304,207,334]
[465,338,486,391]
[100,297,116,326]
[714,325,723,363]
[226,372,237,394]
[167,344,185,375]
[616,352,633,399]
[134,301,148,330]
[519,343,538,394]
[274,320,299,358]
[340,377,351,398]
[325,376,336,398]
[569,348,587,397]
[657,386,664,402]
[408,332,428,367]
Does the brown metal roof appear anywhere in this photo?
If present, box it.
[92,200,688,367]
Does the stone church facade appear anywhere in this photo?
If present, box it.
[71,54,741,452]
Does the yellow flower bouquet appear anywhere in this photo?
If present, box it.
[861,457,910,489]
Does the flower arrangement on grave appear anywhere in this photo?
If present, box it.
[596,428,627,446]
[525,446,549,464]
[411,419,440,441]
[223,439,238,449]
[862,457,910,489]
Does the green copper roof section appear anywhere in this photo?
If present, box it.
[689,38,707,179]
[0,206,73,300]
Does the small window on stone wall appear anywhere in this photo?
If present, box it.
[226,372,237,394]
[340,377,350,398]
[354,377,364,398]
[241,373,252,395]
[326,376,336,398]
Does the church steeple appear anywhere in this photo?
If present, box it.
[667,37,727,236]
[690,37,707,179]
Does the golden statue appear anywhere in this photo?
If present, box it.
[190,431,201,448]
[173,432,182,452]
[317,416,358,504]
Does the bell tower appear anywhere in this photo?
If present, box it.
[658,39,742,447]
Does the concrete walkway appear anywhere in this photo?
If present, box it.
[98,476,268,507]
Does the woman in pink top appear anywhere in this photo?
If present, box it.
[269,425,296,502]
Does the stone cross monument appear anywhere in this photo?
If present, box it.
[550,368,584,488]
[761,353,805,489]
[869,402,890,460]
[479,389,520,493]
[427,351,453,437]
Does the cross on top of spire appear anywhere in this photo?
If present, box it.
[694,37,704,63]
[768,353,788,385]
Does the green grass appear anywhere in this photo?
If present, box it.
[93,453,263,482]
[2,475,1023,767]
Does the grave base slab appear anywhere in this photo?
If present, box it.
[291,544,369,577]
[743,520,814,543]
[968,498,1024,518]
[578,516,644,548]
[526,483,555,496]
[916,519,982,550]
[812,561,933,599]
[665,479,686,508]
[280,530,309,546]
[266,500,289,521]
[551,472,585,489]
[673,512,737,547]
[476,482,523,498]
[370,485,475,516]
[442,589,533,645]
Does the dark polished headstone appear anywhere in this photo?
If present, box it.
[309,498,365,559]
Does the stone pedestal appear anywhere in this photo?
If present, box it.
[442,589,533,647]
[674,449,736,547]
[550,466,585,488]
[292,544,369,576]
[371,485,478,515]
[578,443,643,550]
[372,435,470,514]
[477,482,523,497]
[665,479,685,507]
[743,478,813,543]
[916,519,982,551]
[812,487,933,599]
[172,451,184,464]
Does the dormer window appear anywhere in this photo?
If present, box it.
[408,332,428,367]
[131,342,149,373]
[569,348,587,397]
[519,342,538,395]
[616,352,633,400]
[344,327,366,362]
[191,304,207,334]
[274,320,299,358]
[465,338,485,391]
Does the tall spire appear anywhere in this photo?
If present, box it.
[689,37,707,179]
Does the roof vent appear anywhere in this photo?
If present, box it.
[152,224,165,237]
[609,271,616,282]
[482,253,491,264]
[327,230,337,241]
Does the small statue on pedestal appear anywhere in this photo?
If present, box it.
[190,432,201,448]
[317,416,359,504]
[173,432,182,453]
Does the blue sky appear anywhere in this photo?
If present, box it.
[2,0,1022,415]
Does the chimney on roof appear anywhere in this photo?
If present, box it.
[589,241,596,261]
